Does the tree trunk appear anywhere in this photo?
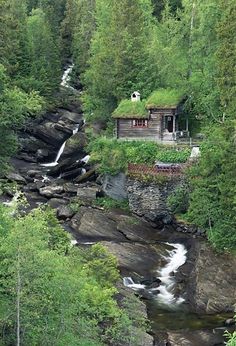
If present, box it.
[16,250,21,346]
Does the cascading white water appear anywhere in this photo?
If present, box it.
[123,277,146,291]
[157,243,187,306]
[80,155,90,164]
[81,168,87,175]
[61,64,74,89]
[122,243,187,306]
[41,124,80,167]
[41,141,66,167]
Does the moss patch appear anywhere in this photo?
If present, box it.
[112,99,148,119]
[146,88,185,109]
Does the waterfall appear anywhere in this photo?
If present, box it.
[41,141,66,167]
[61,64,74,89]
[41,124,80,167]
[123,277,146,291]
[156,243,187,306]
[122,243,187,306]
[81,155,90,164]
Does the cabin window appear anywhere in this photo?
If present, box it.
[132,119,148,127]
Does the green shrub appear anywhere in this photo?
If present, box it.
[167,184,190,214]
[87,137,190,175]
[95,197,129,211]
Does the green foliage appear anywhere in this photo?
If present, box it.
[0,64,44,174]
[95,197,130,212]
[225,326,236,346]
[88,137,190,174]
[186,122,236,251]
[24,8,61,97]
[0,205,148,345]
[112,99,148,119]
[81,0,153,123]
[167,184,189,214]
[146,88,185,109]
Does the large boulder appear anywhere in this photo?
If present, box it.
[101,241,168,276]
[39,185,64,198]
[60,132,87,160]
[76,186,99,205]
[6,172,26,184]
[187,242,236,314]
[101,173,127,201]
[34,122,71,147]
[70,207,126,242]
[166,330,225,346]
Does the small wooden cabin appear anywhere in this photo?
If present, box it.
[112,89,189,143]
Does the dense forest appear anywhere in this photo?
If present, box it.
[0,0,236,344]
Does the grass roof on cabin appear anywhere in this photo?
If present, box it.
[146,89,185,109]
[112,99,148,119]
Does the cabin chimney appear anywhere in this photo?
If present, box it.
[131,91,141,102]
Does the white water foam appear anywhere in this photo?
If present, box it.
[81,168,87,175]
[123,277,146,291]
[41,124,80,168]
[70,239,78,246]
[41,141,66,167]
[61,64,74,89]
[157,243,187,306]
[81,155,90,164]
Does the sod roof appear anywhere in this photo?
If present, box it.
[146,89,185,109]
[112,99,149,119]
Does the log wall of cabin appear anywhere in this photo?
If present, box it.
[117,108,176,141]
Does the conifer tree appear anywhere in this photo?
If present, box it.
[83,0,153,123]
[25,8,61,96]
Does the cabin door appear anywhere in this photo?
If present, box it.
[164,116,173,132]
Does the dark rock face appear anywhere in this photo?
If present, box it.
[6,172,26,184]
[167,330,225,346]
[76,186,99,205]
[187,242,236,314]
[39,185,64,198]
[101,173,127,201]
[127,178,184,223]
[57,205,75,220]
[70,207,127,242]
[60,132,87,160]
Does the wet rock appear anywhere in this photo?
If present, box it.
[57,205,74,220]
[225,318,235,326]
[74,168,96,183]
[60,132,87,160]
[71,207,126,242]
[76,186,98,204]
[59,109,83,124]
[39,185,64,198]
[36,149,50,161]
[18,134,52,153]
[16,153,37,163]
[187,242,236,314]
[61,167,85,180]
[167,329,225,346]
[101,241,167,276]
[101,173,127,201]
[116,216,164,243]
[34,122,70,147]
[63,183,79,194]
[6,172,26,184]
[48,198,68,209]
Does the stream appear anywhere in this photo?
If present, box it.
[4,64,234,346]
